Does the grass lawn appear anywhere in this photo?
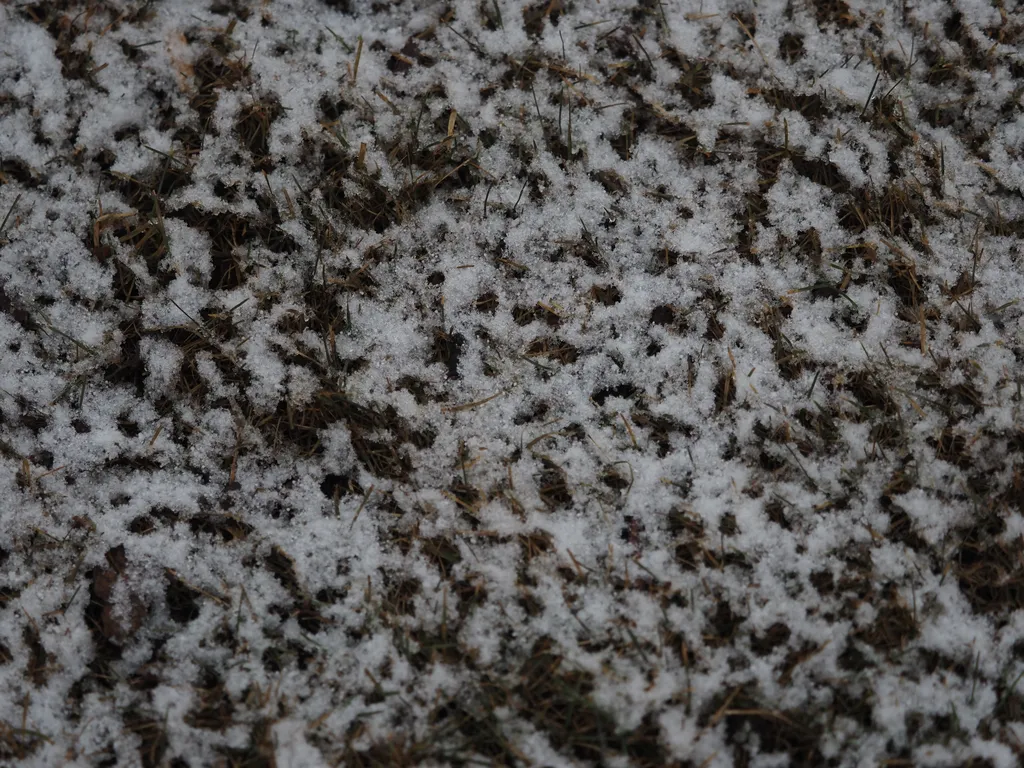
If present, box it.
[1,0,1024,765]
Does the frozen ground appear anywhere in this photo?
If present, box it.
[1,0,1023,765]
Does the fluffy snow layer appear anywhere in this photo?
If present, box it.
[1,0,1024,765]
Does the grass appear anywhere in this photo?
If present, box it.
[1,0,1024,765]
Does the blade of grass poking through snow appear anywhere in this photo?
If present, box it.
[325,26,353,53]
[0,194,21,243]
[351,35,363,84]
[349,485,374,530]
[441,389,507,413]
